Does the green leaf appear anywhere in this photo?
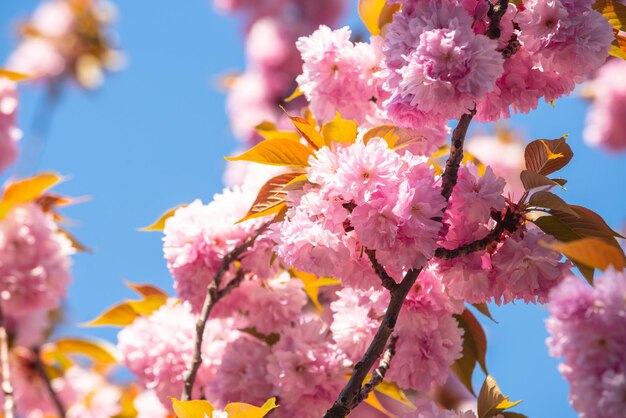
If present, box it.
[225,138,313,167]
[238,171,304,223]
[524,136,573,176]
[520,170,562,191]
[545,238,625,271]
[477,375,522,418]
[451,309,488,395]
[527,191,578,217]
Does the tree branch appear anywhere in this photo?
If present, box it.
[434,208,521,260]
[32,347,66,418]
[365,249,397,291]
[352,335,398,408]
[0,307,15,418]
[324,110,477,417]
[181,223,269,401]
[486,0,510,40]
[441,111,475,202]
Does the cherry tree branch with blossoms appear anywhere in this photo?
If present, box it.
[0,307,15,418]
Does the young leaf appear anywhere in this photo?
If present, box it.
[0,172,62,219]
[472,303,497,323]
[284,86,303,102]
[594,0,626,31]
[139,204,185,232]
[527,191,579,217]
[363,124,400,147]
[477,375,522,418]
[0,69,30,81]
[524,137,573,175]
[52,338,120,365]
[125,281,168,298]
[291,269,340,311]
[550,205,625,242]
[520,170,562,191]
[239,171,304,223]
[321,113,358,145]
[358,0,388,35]
[225,138,313,167]
[255,121,301,142]
[282,108,325,149]
[451,309,488,395]
[363,391,396,417]
[223,397,278,418]
[84,303,139,327]
[545,238,625,271]
[374,380,416,410]
[171,398,214,418]
[126,294,168,315]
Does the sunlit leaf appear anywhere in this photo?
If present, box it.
[610,31,626,59]
[58,228,91,252]
[52,338,120,365]
[594,0,626,31]
[223,397,278,417]
[291,269,340,311]
[126,294,168,315]
[477,375,522,418]
[520,170,562,191]
[451,309,488,395]
[363,125,400,148]
[364,391,396,417]
[321,113,358,146]
[472,303,497,323]
[0,69,30,81]
[125,281,168,298]
[84,303,139,327]
[171,398,214,418]
[0,173,62,219]
[140,205,185,232]
[527,191,578,217]
[545,238,625,271]
[374,380,416,409]
[358,0,399,35]
[239,171,304,223]
[284,86,303,102]
[255,121,302,142]
[225,138,313,167]
[281,107,325,149]
[524,136,573,176]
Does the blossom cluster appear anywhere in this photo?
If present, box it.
[0,77,20,175]
[7,0,121,89]
[547,270,626,417]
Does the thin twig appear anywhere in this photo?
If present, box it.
[486,0,510,40]
[181,222,269,401]
[32,347,66,418]
[0,307,15,418]
[324,110,477,418]
[434,208,521,260]
[365,249,397,291]
[353,335,398,407]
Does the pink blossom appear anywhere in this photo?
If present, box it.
[493,227,571,304]
[547,270,626,417]
[0,203,73,316]
[583,59,626,151]
[401,397,477,417]
[296,26,387,123]
[117,300,239,405]
[0,77,21,174]
[133,390,169,418]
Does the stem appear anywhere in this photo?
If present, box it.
[324,110,476,417]
[32,347,66,418]
[486,0,510,40]
[353,335,398,408]
[365,249,397,291]
[0,307,15,418]
[181,223,269,400]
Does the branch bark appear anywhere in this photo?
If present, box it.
[486,0,510,40]
[365,249,397,291]
[181,223,269,401]
[0,307,15,418]
[324,110,477,417]
[33,347,66,418]
[353,335,398,408]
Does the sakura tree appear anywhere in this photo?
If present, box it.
[0,0,625,417]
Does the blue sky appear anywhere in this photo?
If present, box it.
[1,1,625,416]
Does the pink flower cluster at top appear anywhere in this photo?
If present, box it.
[0,77,20,175]
[583,59,626,152]
[296,0,612,127]
[216,0,347,144]
[547,270,626,417]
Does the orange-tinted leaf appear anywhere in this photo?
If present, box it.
[284,86,303,102]
[84,303,139,327]
[364,391,396,417]
[546,238,625,271]
[226,138,313,167]
[282,107,325,149]
[358,0,393,35]
[321,113,358,145]
[0,69,30,81]
[140,205,185,232]
[52,338,119,365]
[125,281,168,298]
[239,172,304,223]
[171,398,214,418]
[520,170,562,191]
[524,137,573,176]
[255,121,302,142]
[378,2,401,30]
[0,173,62,218]
[477,375,522,418]
[223,397,278,417]
[451,309,488,395]
[527,191,578,217]
[594,0,626,31]
[126,295,168,315]
[363,125,400,147]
